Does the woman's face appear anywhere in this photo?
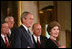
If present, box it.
[50,26,60,38]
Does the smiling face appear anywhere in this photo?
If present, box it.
[25,14,34,28]
[50,26,60,38]
[1,23,9,35]
[22,14,34,28]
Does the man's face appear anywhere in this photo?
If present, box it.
[25,14,34,28]
[1,23,9,34]
[33,24,42,36]
[8,19,14,28]
[50,26,60,38]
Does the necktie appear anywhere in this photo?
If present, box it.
[4,36,9,48]
[37,37,40,48]
[28,29,34,44]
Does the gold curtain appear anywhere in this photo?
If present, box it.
[17,1,22,27]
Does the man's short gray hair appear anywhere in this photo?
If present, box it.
[5,16,14,22]
[21,12,32,23]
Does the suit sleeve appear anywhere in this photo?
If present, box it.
[10,28,21,48]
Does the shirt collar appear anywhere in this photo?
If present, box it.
[33,35,40,39]
[1,34,9,43]
[9,29,11,35]
[22,24,28,31]
[1,34,7,38]
[33,35,40,43]
[1,34,5,38]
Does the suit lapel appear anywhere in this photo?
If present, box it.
[40,36,43,47]
[1,36,7,48]
[19,25,33,46]
[40,36,47,48]
[32,35,38,48]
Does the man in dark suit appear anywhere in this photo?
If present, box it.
[32,23,48,48]
[1,21,10,48]
[5,16,15,37]
[10,12,35,48]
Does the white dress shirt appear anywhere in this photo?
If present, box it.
[8,29,11,37]
[1,34,9,43]
[33,35,40,43]
[22,24,28,31]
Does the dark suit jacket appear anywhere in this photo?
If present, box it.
[10,25,35,48]
[1,35,10,48]
[9,28,15,44]
[46,38,58,48]
[32,35,48,48]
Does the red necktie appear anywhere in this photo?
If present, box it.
[4,36,9,48]
[37,37,40,48]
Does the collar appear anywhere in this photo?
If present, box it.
[1,34,5,38]
[1,34,7,37]
[33,35,40,43]
[22,24,28,31]
[9,29,11,35]
[1,34,9,44]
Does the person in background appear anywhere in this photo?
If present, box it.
[10,12,35,48]
[1,21,10,48]
[5,16,15,37]
[32,23,48,48]
[47,21,66,48]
